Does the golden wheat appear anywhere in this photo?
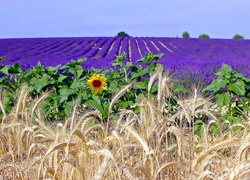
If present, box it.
[1,72,250,179]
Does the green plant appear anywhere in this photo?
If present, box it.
[198,34,210,38]
[204,64,250,123]
[0,53,165,121]
[0,58,88,120]
[182,31,190,38]
[233,34,244,39]
[116,31,129,37]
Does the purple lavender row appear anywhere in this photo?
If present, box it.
[158,55,250,85]
[104,37,123,60]
[0,38,95,66]
[118,37,129,63]
[129,38,141,64]
[83,38,107,58]
[81,37,118,69]
[92,37,117,59]
[142,38,161,54]
[39,38,97,66]
[70,41,97,60]
[136,37,149,57]
[82,37,123,69]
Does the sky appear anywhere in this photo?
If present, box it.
[1,0,250,39]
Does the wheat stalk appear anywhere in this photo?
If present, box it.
[125,126,150,153]
[31,91,50,119]
[106,80,136,135]
[38,142,76,179]
[94,154,111,180]
[192,137,239,170]
[197,170,215,180]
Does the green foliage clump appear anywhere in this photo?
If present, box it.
[204,64,250,123]
[0,58,88,120]
[233,34,244,39]
[182,31,190,38]
[0,53,165,121]
[198,34,210,38]
[116,31,129,37]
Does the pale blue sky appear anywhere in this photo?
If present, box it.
[1,0,250,39]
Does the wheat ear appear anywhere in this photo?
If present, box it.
[125,126,150,153]
[192,137,238,170]
[197,170,215,180]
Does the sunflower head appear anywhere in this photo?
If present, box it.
[87,74,106,93]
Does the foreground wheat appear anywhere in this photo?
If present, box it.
[0,72,250,180]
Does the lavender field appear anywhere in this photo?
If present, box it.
[0,37,250,84]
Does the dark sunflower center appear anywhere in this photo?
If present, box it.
[92,80,102,87]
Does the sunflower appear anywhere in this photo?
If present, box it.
[86,74,106,93]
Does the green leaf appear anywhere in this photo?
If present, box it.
[2,90,14,114]
[23,69,36,79]
[204,77,228,92]
[64,101,73,117]
[131,65,143,79]
[46,65,61,74]
[125,62,132,68]
[40,101,54,117]
[76,57,87,63]
[150,83,158,94]
[112,61,123,67]
[136,53,163,64]
[68,67,76,77]
[193,120,203,134]
[112,54,126,67]
[30,75,48,92]
[133,106,140,113]
[100,104,109,118]
[61,60,79,68]
[58,74,68,83]
[8,64,22,73]
[136,57,145,63]
[81,91,90,100]
[133,82,147,89]
[108,81,119,93]
[85,96,109,118]
[232,72,250,83]
[144,63,153,73]
[215,92,232,108]
[70,80,84,89]
[0,66,9,75]
[215,64,232,77]
[59,88,74,103]
[117,100,133,108]
[84,97,103,113]
[109,70,122,80]
[226,80,246,95]
[75,65,83,79]
[174,86,188,93]
[36,62,43,68]
[194,119,203,125]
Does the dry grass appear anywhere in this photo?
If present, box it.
[0,72,250,180]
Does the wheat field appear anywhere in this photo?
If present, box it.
[0,71,250,180]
